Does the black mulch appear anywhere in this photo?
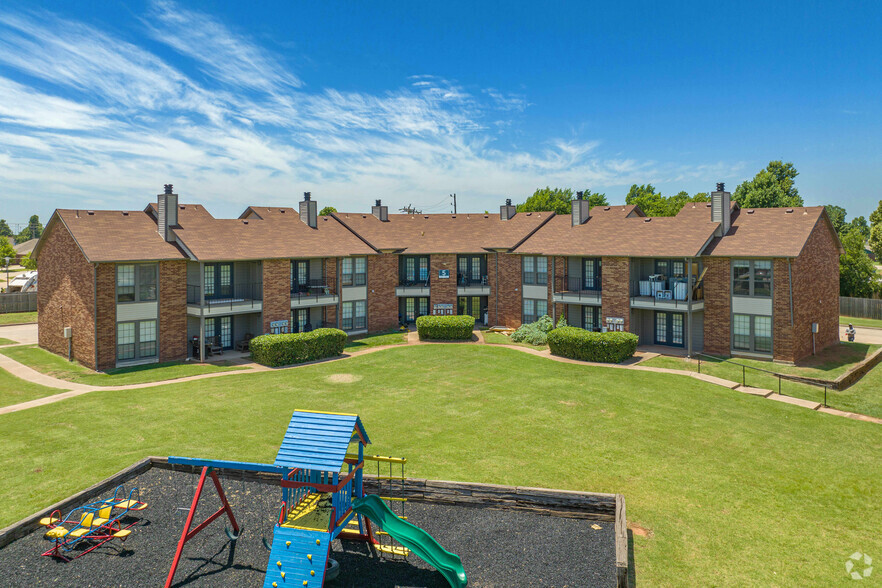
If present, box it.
[1,468,615,587]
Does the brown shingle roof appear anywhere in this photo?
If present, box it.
[514,208,719,257]
[171,206,376,261]
[704,206,842,257]
[331,212,554,254]
[39,209,186,262]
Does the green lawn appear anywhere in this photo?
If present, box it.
[482,331,547,350]
[0,338,17,346]
[0,366,66,407]
[641,345,882,419]
[0,345,879,586]
[840,315,882,329]
[344,330,407,350]
[0,311,37,325]
[0,345,245,386]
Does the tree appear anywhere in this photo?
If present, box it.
[839,228,879,298]
[733,161,803,208]
[870,224,882,262]
[825,205,848,235]
[0,236,14,261]
[625,185,707,216]
[848,216,870,240]
[0,219,11,237]
[319,206,337,216]
[20,252,37,270]
[870,200,882,227]
[517,187,607,215]
[15,214,43,242]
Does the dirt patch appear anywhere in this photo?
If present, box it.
[628,522,652,537]
[326,373,363,384]
[558,400,580,407]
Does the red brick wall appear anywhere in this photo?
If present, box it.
[368,254,398,332]
[491,253,522,327]
[552,256,565,323]
[325,257,338,328]
[95,264,116,371]
[159,260,188,363]
[37,220,97,369]
[430,254,458,315]
[262,259,290,333]
[601,257,630,331]
[790,220,840,361]
[772,258,794,362]
[703,257,731,356]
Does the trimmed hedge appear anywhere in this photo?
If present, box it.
[416,315,475,340]
[547,327,638,364]
[250,328,346,367]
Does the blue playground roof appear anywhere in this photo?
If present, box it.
[274,410,370,472]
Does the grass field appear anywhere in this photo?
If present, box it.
[344,330,407,349]
[0,366,66,407]
[0,311,37,325]
[0,345,879,586]
[482,331,547,349]
[840,315,882,329]
[0,345,244,386]
[0,338,16,346]
[641,345,882,419]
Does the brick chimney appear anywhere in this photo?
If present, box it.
[500,198,516,220]
[157,183,178,242]
[300,192,317,228]
[371,199,389,222]
[711,182,731,236]
[571,191,590,226]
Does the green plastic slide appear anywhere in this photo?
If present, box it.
[351,494,468,588]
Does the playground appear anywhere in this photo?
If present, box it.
[0,411,623,587]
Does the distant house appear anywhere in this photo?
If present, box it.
[13,238,38,264]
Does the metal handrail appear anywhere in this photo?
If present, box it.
[557,275,601,296]
[186,282,263,308]
[457,274,489,287]
[398,277,430,288]
[291,278,336,301]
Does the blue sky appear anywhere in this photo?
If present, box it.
[0,1,879,228]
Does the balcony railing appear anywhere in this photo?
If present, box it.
[558,275,601,293]
[187,282,263,309]
[291,277,337,302]
[457,274,489,287]
[630,278,702,305]
[399,277,430,288]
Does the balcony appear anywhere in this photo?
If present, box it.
[457,274,490,296]
[187,282,263,316]
[629,278,703,311]
[291,278,339,309]
[552,275,602,305]
[396,277,430,297]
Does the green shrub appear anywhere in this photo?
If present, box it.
[547,327,638,363]
[511,315,554,346]
[556,315,568,329]
[250,328,346,367]
[416,315,475,340]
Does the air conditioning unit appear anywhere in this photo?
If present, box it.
[63,326,72,339]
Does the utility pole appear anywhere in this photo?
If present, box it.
[451,193,457,214]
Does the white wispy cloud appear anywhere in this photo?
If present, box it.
[0,1,739,222]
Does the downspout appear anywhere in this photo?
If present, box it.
[788,259,794,327]
[551,256,556,323]
[199,261,205,363]
[686,257,693,358]
[93,263,98,369]
[495,252,499,326]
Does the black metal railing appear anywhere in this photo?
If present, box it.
[187,282,263,308]
[556,275,601,295]
[399,277,430,288]
[291,278,337,302]
[457,274,489,287]
[695,352,832,407]
[629,279,701,304]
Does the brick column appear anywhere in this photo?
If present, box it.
[553,255,566,323]
[368,254,398,332]
[95,263,117,371]
[702,257,731,356]
[601,257,630,332]
[159,260,188,363]
[772,258,794,362]
[790,221,840,361]
[262,259,290,333]
[430,254,458,315]
[324,257,338,328]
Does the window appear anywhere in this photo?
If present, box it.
[457,255,486,285]
[672,260,685,277]
[733,313,773,354]
[583,306,600,331]
[583,258,601,290]
[291,260,309,292]
[117,320,156,362]
[406,297,415,322]
[733,259,772,297]
[342,257,366,287]
[522,256,547,285]
[522,299,548,324]
[401,256,429,285]
[117,264,157,303]
[655,312,667,343]
[341,301,353,329]
[342,300,367,330]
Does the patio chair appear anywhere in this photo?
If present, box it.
[208,336,223,356]
[235,333,254,352]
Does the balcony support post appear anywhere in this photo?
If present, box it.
[687,257,693,358]
[199,262,205,363]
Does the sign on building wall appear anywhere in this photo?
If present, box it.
[433,303,454,315]
[438,269,450,279]
[605,317,624,332]
[270,319,289,334]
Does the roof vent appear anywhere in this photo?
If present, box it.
[716,182,725,192]
[280,209,286,213]
[87,210,94,215]
[303,191,311,201]
[121,211,129,216]
[785,208,794,214]
[604,206,611,211]
[371,199,389,221]
[164,184,173,195]
[644,217,652,222]
[242,220,248,224]
[500,198,516,220]
[747,209,755,214]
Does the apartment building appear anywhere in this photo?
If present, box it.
[34,184,841,370]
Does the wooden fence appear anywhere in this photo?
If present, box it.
[840,296,882,320]
[0,292,37,313]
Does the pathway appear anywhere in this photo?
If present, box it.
[1,329,880,426]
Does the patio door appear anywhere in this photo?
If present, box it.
[457,296,485,323]
[204,263,233,300]
[292,260,309,293]
[205,316,233,349]
[292,308,311,332]
[654,311,684,347]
